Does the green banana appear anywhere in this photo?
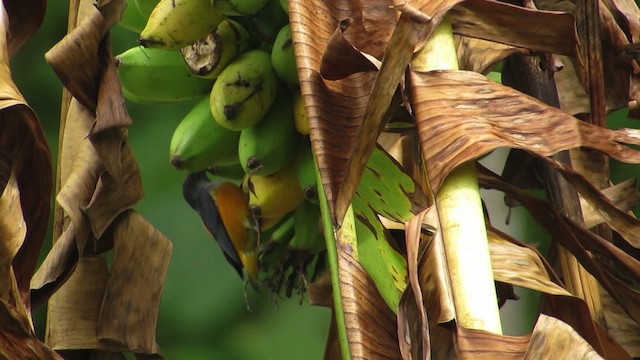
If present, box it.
[238,91,300,176]
[139,0,224,49]
[210,49,278,131]
[206,163,245,184]
[169,96,240,172]
[213,0,269,15]
[115,47,214,104]
[118,1,147,33]
[295,141,319,203]
[278,0,288,13]
[134,0,159,17]
[242,160,305,229]
[290,200,324,253]
[181,19,253,79]
[271,24,298,85]
[250,0,289,44]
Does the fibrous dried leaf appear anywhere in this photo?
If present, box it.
[525,315,603,359]
[0,172,26,301]
[456,326,529,359]
[0,298,62,360]
[97,210,171,354]
[411,69,640,192]
[0,0,52,307]
[580,179,638,229]
[46,256,109,350]
[450,0,578,57]
[290,0,397,224]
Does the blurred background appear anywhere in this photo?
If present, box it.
[11,2,330,359]
[10,1,639,359]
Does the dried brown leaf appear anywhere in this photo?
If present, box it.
[324,308,343,360]
[0,1,53,306]
[488,229,571,296]
[450,0,578,57]
[455,35,524,74]
[0,297,62,359]
[580,179,638,229]
[478,166,640,328]
[319,19,380,80]
[97,210,171,354]
[554,56,592,115]
[0,172,25,301]
[525,315,602,359]
[84,133,143,240]
[410,69,640,192]
[455,326,529,359]
[30,225,78,307]
[46,256,109,350]
[600,290,640,357]
[335,12,428,224]
[45,0,127,114]
[290,0,398,223]
[4,0,46,57]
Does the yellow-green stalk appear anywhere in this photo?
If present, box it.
[412,18,503,334]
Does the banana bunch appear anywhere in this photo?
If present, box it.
[116,0,327,297]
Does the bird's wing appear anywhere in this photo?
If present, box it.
[196,186,243,278]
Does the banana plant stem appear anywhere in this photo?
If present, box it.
[412,17,503,334]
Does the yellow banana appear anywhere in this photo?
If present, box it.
[139,0,224,49]
[181,19,253,79]
[210,49,278,131]
[292,89,309,135]
[238,91,300,176]
[242,161,304,229]
[115,47,214,104]
[169,96,240,172]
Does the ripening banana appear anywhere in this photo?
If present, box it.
[115,47,214,104]
[139,0,224,49]
[135,0,159,17]
[242,161,305,229]
[295,141,318,203]
[213,0,269,15]
[169,96,240,172]
[271,24,298,85]
[293,89,309,135]
[238,91,300,176]
[181,19,253,79]
[289,200,324,253]
[118,2,147,33]
[210,49,278,131]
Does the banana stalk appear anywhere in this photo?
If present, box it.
[413,18,503,334]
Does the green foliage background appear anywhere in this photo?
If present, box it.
[11,2,329,358]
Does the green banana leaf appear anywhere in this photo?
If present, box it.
[353,194,407,311]
[358,146,424,223]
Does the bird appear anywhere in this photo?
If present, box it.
[183,171,260,286]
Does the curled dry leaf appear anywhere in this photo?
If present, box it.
[455,35,524,74]
[525,315,603,359]
[579,179,638,229]
[46,0,131,135]
[289,0,397,223]
[410,70,640,193]
[0,298,62,360]
[0,172,25,302]
[96,211,171,355]
[46,256,109,350]
[450,0,578,57]
[0,0,52,307]
[4,0,46,57]
[478,166,640,327]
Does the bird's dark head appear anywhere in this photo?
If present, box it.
[182,171,211,210]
